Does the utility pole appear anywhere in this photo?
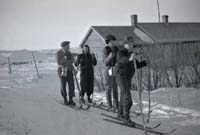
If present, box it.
[157,0,161,22]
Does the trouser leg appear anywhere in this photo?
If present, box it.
[87,79,94,97]
[123,79,132,119]
[118,83,123,116]
[112,77,118,109]
[60,76,68,102]
[80,77,86,97]
[106,85,112,108]
[67,71,75,98]
[117,76,132,119]
[104,70,112,108]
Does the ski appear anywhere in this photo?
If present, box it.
[67,104,83,110]
[103,118,176,135]
[94,102,113,112]
[93,102,119,113]
[82,105,91,110]
[99,103,141,116]
[79,102,91,110]
[92,102,110,111]
[101,113,161,130]
[79,103,91,110]
[93,103,113,112]
[87,101,103,108]
[56,100,89,110]
[56,100,82,110]
[74,72,91,111]
[130,111,142,117]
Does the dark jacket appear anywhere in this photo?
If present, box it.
[103,46,118,68]
[56,49,75,76]
[116,47,147,79]
[75,53,97,77]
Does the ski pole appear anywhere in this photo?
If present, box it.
[74,70,81,102]
[133,52,147,134]
[147,56,152,123]
[91,53,95,103]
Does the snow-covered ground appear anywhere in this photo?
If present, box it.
[0,51,200,135]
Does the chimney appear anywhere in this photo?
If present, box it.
[162,15,169,23]
[131,14,138,26]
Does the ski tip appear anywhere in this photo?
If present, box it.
[85,105,91,110]
[78,105,83,109]
[162,128,176,135]
[99,102,103,105]
[157,122,161,127]
[100,113,106,116]
[169,128,176,134]
[152,122,161,129]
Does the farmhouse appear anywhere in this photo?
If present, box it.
[80,15,200,88]
[80,15,200,68]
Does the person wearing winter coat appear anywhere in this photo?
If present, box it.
[103,34,119,111]
[75,44,97,103]
[116,36,147,126]
[57,41,77,105]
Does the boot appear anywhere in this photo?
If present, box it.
[69,96,76,106]
[107,106,113,112]
[122,115,135,127]
[87,97,92,103]
[107,102,112,111]
[63,97,68,105]
[113,107,119,113]
[64,100,69,105]
[80,96,85,104]
[116,113,124,120]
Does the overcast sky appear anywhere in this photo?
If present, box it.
[0,0,200,50]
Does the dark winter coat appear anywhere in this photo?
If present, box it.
[56,49,75,77]
[115,47,147,79]
[75,53,97,77]
[75,52,97,96]
[103,46,118,68]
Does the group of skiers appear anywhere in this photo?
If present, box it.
[57,42,97,105]
[56,34,148,126]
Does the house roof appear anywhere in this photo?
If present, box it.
[137,23,200,43]
[80,23,200,47]
[80,26,147,47]
[92,26,146,44]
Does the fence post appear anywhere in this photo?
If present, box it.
[7,56,12,74]
[32,51,40,78]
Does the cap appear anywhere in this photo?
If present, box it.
[61,41,70,47]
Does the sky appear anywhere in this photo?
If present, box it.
[0,0,200,50]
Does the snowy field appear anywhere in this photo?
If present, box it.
[0,51,200,135]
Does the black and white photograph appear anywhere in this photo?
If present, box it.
[0,0,200,135]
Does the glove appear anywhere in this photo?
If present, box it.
[129,53,136,61]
